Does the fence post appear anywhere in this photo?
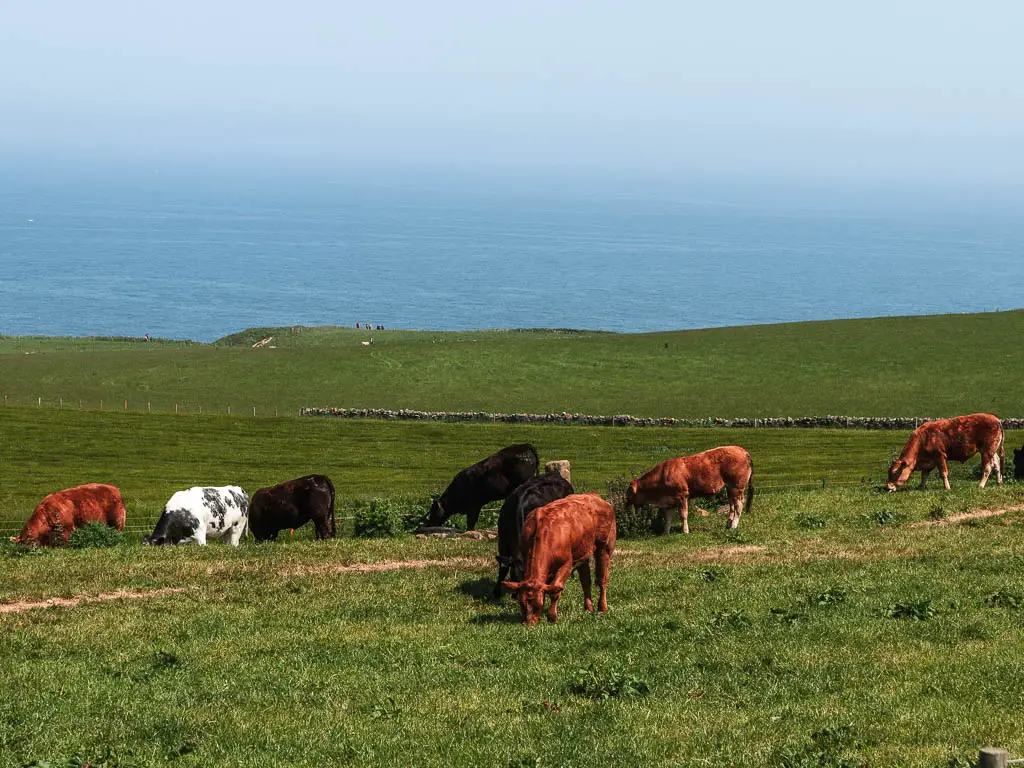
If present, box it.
[147,401,151,413]
[124,399,127,411]
[175,403,179,414]
[253,406,256,417]
[979,748,1007,768]
[227,405,231,415]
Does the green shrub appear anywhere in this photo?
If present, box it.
[67,522,124,549]
[605,477,660,538]
[352,498,425,538]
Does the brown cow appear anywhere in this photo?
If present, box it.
[887,413,1004,491]
[12,483,127,546]
[502,493,615,626]
[627,446,754,534]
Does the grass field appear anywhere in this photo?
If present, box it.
[4,315,1024,766]
[4,483,1024,767]
[1,310,1022,418]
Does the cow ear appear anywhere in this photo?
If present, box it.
[543,584,564,595]
[501,581,521,592]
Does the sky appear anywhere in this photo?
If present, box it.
[2,1,1023,188]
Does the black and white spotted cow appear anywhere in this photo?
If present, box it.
[143,486,249,546]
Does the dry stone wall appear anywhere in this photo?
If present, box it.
[300,408,1024,430]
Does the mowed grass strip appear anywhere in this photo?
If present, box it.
[5,405,1016,533]
[2,310,1023,417]
[4,487,1024,767]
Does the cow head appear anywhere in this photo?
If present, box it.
[141,534,166,546]
[501,579,563,625]
[624,479,640,508]
[886,459,913,491]
[426,497,446,527]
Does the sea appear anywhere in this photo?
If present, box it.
[2,164,1022,341]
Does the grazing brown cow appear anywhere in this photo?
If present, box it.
[502,493,615,625]
[11,483,126,546]
[627,446,754,534]
[887,413,1004,491]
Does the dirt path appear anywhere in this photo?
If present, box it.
[280,555,491,577]
[0,587,187,615]
[908,504,1024,528]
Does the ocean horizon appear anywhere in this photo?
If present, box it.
[2,164,1023,342]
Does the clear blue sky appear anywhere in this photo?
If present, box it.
[2,1,1022,187]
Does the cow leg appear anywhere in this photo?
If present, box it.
[494,560,510,601]
[727,488,742,530]
[547,566,571,623]
[980,452,1001,488]
[661,506,672,535]
[313,517,331,540]
[938,456,950,490]
[595,545,611,613]
[578,561,594,612]
[919,469,930,490]
[680,496,690,534]
[225,523,244,546]
[466,507,481,531]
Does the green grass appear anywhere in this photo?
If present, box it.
[5,405,1015,535]
[3,313,1024,766]
[2,310,1023,417]
[4,485,1024,766]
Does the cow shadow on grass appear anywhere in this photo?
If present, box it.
[457,577,523,624]
[457,576,500,604]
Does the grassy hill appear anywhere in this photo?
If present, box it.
[1,310,1022,418]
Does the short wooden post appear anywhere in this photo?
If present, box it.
[147,401,151,413]
[175,403,179,414]
[3,394,7,405]
[124,399,128,411]
[100,399,103,410]
[59,397,63,408]
[38,396,41,406]
[979,747,1008,768]
[227,405,231,415]
[253,406,256,417]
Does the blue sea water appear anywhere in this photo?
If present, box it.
[1,165,1022,341]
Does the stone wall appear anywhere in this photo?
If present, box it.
[299,407,1024,431]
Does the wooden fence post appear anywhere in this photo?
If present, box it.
[147,401,151,413]
[979,747,1008,768]
[124,399,128,411]
[253,406,256,417]
[59,397,63,408]
[38,397,41,406]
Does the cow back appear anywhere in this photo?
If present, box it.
[497,471,574,565]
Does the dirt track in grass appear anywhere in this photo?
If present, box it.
[0,587,187,615]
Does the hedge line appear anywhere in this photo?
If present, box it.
[300,408,1024,431]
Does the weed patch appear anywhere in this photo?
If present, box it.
[796,513,826,529]
[885,599,941,621]
[353,498,425,538]
[775,724,864,768]
[568,663,650,700]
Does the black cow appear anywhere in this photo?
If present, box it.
[248,474,336,541]
[425,443,540,530]
[1015,445,1024,480]
[494,469,574,600]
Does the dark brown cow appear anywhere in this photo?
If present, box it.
[627,446,754,534]
[425,443,539,530]
[502,493,615,625]
[887,413,1004,491]
[12,483,126,546]
[248,474,335,541]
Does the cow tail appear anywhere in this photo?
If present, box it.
[1000,428,1006,477]
[745,453,755,515]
